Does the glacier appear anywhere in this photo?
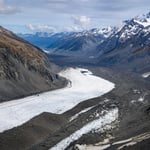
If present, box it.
[0,68,115,133]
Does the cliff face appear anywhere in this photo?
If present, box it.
[0,26,66,102]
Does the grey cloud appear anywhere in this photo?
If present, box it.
[0,0,19,14]
[0,6,19,14]
[5,0,150,15]
[2,0,150,33]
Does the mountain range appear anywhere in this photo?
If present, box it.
[19,12,150,73]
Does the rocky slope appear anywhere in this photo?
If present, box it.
[0,26,66,102]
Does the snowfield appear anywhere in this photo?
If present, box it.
[0,68,115,133]
[50,108,118,150]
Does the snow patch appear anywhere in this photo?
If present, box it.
[75,132,150,150]
[118,142,137,150]
[75,144,111,150]
[133,89,141,94]
[142,72,150,78]
[0,68,115,133]
[134,19,150,27]
[138,96,144,102]
[131,96,145,103]
[42,49,50,54]
[113,139,132,145]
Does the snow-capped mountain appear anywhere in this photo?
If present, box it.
[19,12,150,55]
[96,13,150,72]
[19,12,150,72]
[19,27,118,55]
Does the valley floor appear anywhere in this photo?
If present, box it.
[0,67,150,150]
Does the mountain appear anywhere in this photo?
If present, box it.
[1,13,150,150]
[47,12,150,57]
[19,27,117,56]
[0,26,66,102]
[18,32,71,50]
[96,14,150,72]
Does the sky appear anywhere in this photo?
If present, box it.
[0,0,150,33]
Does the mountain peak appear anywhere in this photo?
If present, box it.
[129,12,150,28]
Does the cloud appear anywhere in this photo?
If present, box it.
[27,24,82,33]
[0,0,19,14]
[63,26,81,32]
[26,24,56,33]
[2,0,150,33]
[71,16,91,29]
